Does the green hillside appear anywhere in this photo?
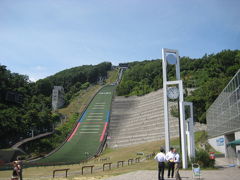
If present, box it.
[117,49,240,123]
[1,49,239,163]
[0,62,112,150]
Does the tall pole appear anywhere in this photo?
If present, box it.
[184,102,195,158]
[179,80,187,169]
[189,103,195,158]
[178,100,182,155]
[162,48,170,153]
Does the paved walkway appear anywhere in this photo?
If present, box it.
[104,157,240,180]
[104,167,240,180]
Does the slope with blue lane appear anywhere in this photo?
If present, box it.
[35,85,115,164]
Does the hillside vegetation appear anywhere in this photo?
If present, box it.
[117,50,240,123]
[1,49,239,152]
[0,62,112,149]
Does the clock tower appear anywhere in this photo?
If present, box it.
[162,48,188,169]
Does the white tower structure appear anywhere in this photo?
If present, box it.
[162,48,188,169]
[52,86,65,111]
[184,102,195,158]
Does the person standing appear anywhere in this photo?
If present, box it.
[166,147,175,178]
[154,148,166,180]
[17,159,23,180]
[11,161,20,180]
[173,149,182,180]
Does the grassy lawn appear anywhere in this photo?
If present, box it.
[0,140,168,179]
[0,131,212,179]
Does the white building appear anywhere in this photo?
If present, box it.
[52,86,65,111]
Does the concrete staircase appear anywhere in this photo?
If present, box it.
[107,89,179,148]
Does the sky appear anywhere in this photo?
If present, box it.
[0,0,239,81]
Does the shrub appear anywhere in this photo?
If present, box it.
[170,105,179,118]
[193,149,215,168]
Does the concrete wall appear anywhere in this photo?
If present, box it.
[208,135,226,154]
[107,89,180,148]
[234,131,240,165]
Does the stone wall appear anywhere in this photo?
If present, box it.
[107,89,180,148]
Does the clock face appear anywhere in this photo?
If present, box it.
[166,53,177,65]
[167,87,179,100]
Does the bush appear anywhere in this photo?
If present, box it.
[170,105,179,118]
[193,149,215,168]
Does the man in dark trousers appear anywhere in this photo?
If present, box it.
[173,148,182,180]
[154,148,166,180]
[166,147,175,178]
[17,157,23,180]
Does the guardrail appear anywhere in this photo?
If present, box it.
[82,165,94,175]
[103,162,112,171]
[128,159,133,165]
[135,157,141,163]
[146,152,156,160]
[117,160,124,168]
[53,168,69,178]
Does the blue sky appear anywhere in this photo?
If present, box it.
[0,0,239,81]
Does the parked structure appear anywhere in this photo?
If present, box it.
[52,86,65,111]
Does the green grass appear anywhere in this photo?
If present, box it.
[0,131,215,179]
[105,69,118,84]
[194,130,219,153]
[0,140,164,179]
[58,85,101,120]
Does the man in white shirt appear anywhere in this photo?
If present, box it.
[173,148,182,180]
[154,148,166,180]
[166,147,175,178]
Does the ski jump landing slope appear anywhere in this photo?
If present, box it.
[36,85,115,164]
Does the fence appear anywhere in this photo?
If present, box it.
[207,69,240,137]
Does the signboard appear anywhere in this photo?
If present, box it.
[216,137,224,146]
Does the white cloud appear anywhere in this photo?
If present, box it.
[34,65,46,71]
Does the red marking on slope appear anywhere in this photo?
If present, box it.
[67,123,80,142]
[100,122,108,142]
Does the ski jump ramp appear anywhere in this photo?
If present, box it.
[34,85,115,164]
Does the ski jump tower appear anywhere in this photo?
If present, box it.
[162,48,195,169]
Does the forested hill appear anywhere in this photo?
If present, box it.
[0,62,112,149]
[36,62,112,103]
[117,49,240,123]
[1,50,239,149]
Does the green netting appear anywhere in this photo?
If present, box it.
[207,70,240,138]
